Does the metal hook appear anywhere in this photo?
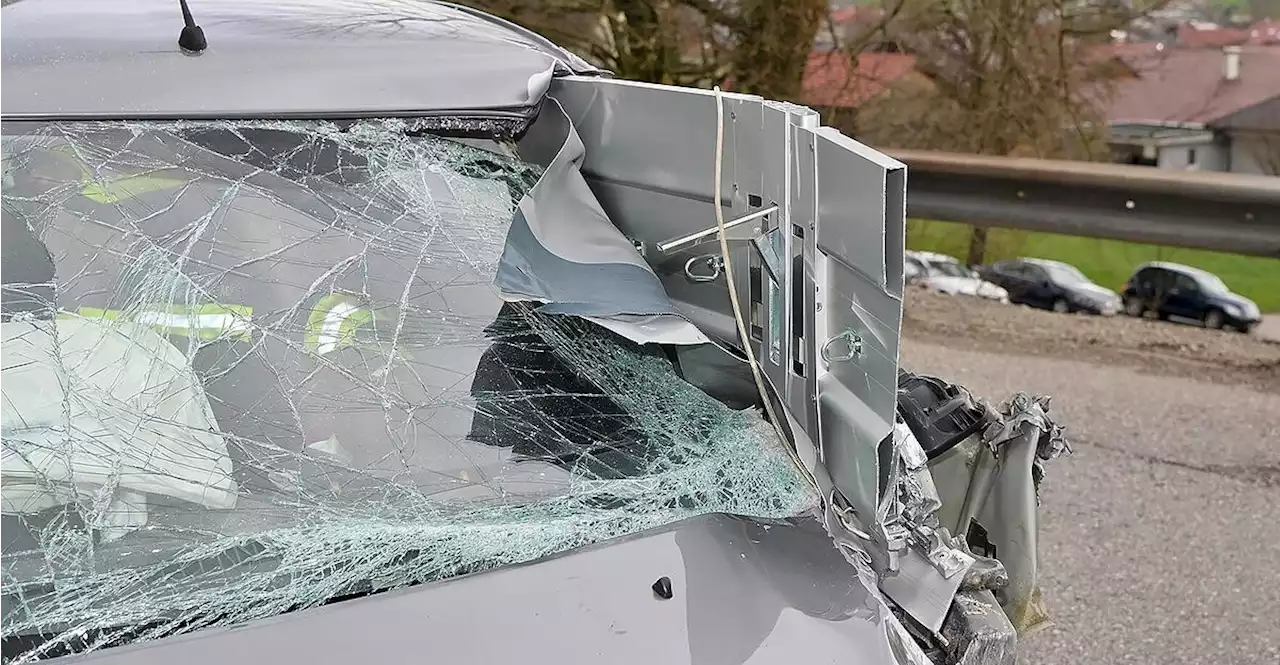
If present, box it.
[820,329,863,363]
[683,254,723,283]
[827,488,874,541]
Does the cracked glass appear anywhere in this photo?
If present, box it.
[0,119,817,660]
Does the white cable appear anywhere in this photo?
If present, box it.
[710,86,816,489]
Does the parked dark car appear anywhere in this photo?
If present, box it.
[1121,262,1262,333]
[977,258,1121,315]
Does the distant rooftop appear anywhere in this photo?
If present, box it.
[801,50,916,108]
[1105,45,1280,126]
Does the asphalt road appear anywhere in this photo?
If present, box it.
[901,338,1280,665]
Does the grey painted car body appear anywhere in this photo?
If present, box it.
[0,1,1056,664]
[54,514,907,665]
[1,0,600,120]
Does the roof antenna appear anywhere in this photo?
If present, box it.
[178,0,208,55]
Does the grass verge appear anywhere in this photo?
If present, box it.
[906,220,1280,313]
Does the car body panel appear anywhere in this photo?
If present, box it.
[42,514,911,665]
[903,256,926,285]
[1,2,1064,664]
[1,7,921,662]
[922,274,1008,302]
[1,0,599,121]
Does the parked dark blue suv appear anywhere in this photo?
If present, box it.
[1121,262,1263,333]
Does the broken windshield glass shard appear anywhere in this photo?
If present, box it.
[0,117,817,660]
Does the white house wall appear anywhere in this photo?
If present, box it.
[1155,142,1229,172]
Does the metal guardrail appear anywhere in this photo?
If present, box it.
[890,150,1280,259]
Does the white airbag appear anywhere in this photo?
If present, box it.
[1,316,237,538]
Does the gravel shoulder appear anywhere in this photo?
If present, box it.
[901,288,1280,393]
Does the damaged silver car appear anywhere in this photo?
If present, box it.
[0,1,1069,663]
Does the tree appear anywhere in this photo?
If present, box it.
[460,1,1175,265]
[1250,0,1280,19]
[1242,130,1280,175]
[846,0,1171,265]
[462,0,831,101]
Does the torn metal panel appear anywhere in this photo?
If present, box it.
[0,117,818,660]
[809,128,907,544]
[971,394,1070,634]
[550,77,986,653]
[550,78,908,535]
[941,590,1018,665]
[877,430,973,633]
[551,78,766,350]
[907,375,1072,639]
[498,98,707,344]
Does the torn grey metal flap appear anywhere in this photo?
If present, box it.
[497,99,707,344]
[975,394,1068,634]
[878,547,969,633]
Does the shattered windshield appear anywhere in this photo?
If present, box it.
[0,120,815,659]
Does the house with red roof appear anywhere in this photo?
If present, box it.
[802,9,1280,174]
[1104,43,1280,174]
[801,50,918,110]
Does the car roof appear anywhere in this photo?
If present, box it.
[905,250,960,264]
[1134,261,1220,281]
[1,0,602,120]
[1018,257,1072,270]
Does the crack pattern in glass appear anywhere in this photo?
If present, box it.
[0,120,817,661]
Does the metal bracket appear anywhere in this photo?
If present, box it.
[627,236,647,258]
[827,488,874,541]
[820,329,864,363]
[657,205,779,255]
[683,254,723,283]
